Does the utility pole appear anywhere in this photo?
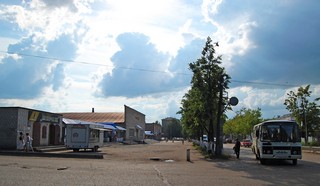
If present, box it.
[215,75,224,156]
[302,100,308,144]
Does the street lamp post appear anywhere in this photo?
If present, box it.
[215,75,224,156]
[302,100,308,144]
[299,99,308,144]
[215,75,238,156]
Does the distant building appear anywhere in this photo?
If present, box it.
[145,122,162,140]
[161,117,176,138]
[276,114,295,121]
[60,105,145,143]
[0,107,63,149]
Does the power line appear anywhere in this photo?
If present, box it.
[0,50,299,87]
[231,80,297,87]
[0,50,190,75]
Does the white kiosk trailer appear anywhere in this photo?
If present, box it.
[64,118,107,152]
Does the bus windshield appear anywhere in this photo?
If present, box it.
[261,122,301,142]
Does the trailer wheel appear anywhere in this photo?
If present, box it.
[92,146,98,152]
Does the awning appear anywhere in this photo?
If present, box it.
[145,131,154,135]
[91,127,111,131]
[89,123,105,130]
[103,124,117,130]
[116,126,126,131]
[63,118,96,125]
[135,124,142,130]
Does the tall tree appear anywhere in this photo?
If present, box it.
[224,108,263,138]
[179,88,206,139]
[179,37,230,145]
[284,85,320,143]
[166,118,182,139]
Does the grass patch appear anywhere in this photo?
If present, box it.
[193,142,231,160]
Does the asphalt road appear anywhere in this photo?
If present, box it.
[0,141,319,186]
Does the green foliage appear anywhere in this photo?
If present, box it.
[163,118,183,139]
[224,108,263,137]
[179,37,229,142]
[284,85,320,141]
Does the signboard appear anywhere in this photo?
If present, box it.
[41,113,60,123]
[29,111,40,121]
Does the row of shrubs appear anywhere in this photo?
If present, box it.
[303,140,320,146]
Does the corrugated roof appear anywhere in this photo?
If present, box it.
[60,112,125,123]
[62,118,96,125]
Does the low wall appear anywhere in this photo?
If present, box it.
[302,146,320,154]
[192,140,214,151]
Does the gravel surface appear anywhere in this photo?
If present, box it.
[102,140,205,163]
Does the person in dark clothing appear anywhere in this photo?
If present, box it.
[233,138,241,159]
[18,132,24,150]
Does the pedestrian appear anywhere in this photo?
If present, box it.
[233,138,241,159]
[17,132,25,150]
[25,133,34,152]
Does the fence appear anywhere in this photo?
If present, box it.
[192,140,214,152]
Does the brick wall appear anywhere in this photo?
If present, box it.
[0,108,19,149]
[124,105,145,142]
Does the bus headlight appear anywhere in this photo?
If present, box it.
[292,151,297,155]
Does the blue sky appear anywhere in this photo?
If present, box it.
[0,0,319,122]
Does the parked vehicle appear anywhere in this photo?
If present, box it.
[224,138,233,143]
[64,118,105,152]
[241,139,252,147]
[251,120,302,165]
[202,135,208,142]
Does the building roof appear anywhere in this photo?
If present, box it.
[60,112,125,123]
[0,106,62,116]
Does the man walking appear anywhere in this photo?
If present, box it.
[233,138,241,159]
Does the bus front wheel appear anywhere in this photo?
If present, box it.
[260,159,266,165]
[292,159,297,165]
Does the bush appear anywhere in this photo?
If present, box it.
[302,140,320,146]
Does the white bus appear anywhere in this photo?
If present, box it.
[251,120,302,165]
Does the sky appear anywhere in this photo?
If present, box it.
[0,0,320,123]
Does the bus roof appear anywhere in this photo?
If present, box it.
[254,120,297,127]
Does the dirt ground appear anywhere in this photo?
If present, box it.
[101,140,214,163]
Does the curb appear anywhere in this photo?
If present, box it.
[0,151,104,159]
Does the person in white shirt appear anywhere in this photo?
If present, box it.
[25,133,34,152]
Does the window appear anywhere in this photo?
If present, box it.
[129,129,134,137]
[42,126,47,138]
[89,129,99,142]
